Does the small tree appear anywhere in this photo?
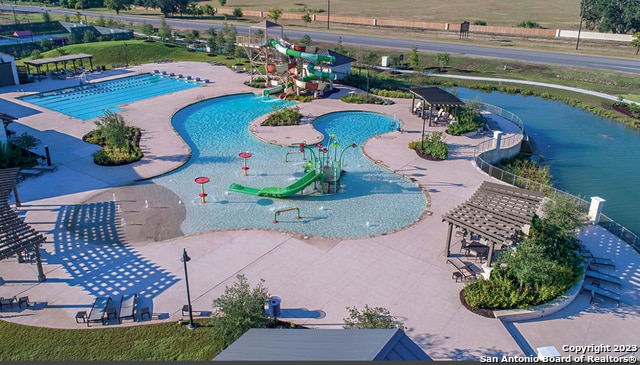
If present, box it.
[82,29,97,43]
[94,110,130,150]
[409,45,420,69]
[301,13,312,27]
[12,132,41,152]
[159,17,172,42]
[211,274,271,349]
[217,0,226,6]
[299,34,312,46]
[42,11,51,23]
[233,7,243,18]
[268,7,283,23]
[140,22,154,41]
[436,53,450,72]
[630,32,640,55]
[343,305,404,329]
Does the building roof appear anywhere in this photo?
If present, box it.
[442,181,545,245]
[253,20,281,28]
[212,328,431,361]
[319,49,356,67]
[24,53,93,67]
[410,87,465,107]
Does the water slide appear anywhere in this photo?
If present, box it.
[229,170,321,198]
[267,38,335,65]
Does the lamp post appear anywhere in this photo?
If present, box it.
[576,0,586,50]
[327,0,330,29]
[123,43,128,66]
[180,248,196,330]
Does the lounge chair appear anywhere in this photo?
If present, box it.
[87,296,112,327]
[19,169,43,179]
[585,269,621,288]
[582,283,620,304]
[33,165,57,172]
[118,293,137,322]
[589,257,615,270]
[446,257,476,280]
[0,296,17,309]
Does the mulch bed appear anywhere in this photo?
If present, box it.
[613,104,640,120]
[459,289,495,318]
[414,149,445,161]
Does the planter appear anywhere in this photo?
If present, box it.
[414,149,446,161]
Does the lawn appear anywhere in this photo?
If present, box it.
[0,319,219,360]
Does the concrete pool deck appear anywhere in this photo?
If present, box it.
[0,62,638,361]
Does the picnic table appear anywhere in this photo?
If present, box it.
[87,296,112,327]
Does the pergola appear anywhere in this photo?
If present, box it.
[0,168,47,282]
[409,87,465,128]
[23,53,93,76]
[442,181,546,266]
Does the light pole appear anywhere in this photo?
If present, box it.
[327,0,330,29]
[576,0,586,50]
[180,248,196,330]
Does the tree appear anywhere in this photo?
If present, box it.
[41,11,51,23]
[343,305,404,329]
[39,38,52,51]
[95,15,106,27]
[301,12,312,27]
[211,274,271,350]
[140,21,154,41]
[409,45,420,69]
[299,34,312,46]
[582,0,640,34]
[158,17,172,42]
[157,0,176,17]
[201,3,215,17]
[12,132,41,152]
[217,0,226,6]
[436,53,450,71]
[268,7,283,24]
[232,7,243,18]
[83,29,97,43]
[631,32,640,55]
[94,110,130,150]
[104,0,131,15]
[335,36,346,54]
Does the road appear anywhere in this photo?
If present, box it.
[4,5,640,74]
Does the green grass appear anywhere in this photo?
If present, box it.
[0,319,220,360]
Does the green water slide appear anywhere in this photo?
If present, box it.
[267,39,335,64]
[229,170,321,198]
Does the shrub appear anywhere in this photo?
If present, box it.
[339,92,394,105]
[409,131,449,160]
[210,274,271,350]
[447,101,484,136]
[84,110,143,166]
[516,20,541,28]
[497,154,552,186]
[262,105,302,126]
[343,305,404,330]
[474,20,487,26]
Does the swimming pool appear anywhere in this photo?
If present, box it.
[19,73,202,120]
[152,93,427,239]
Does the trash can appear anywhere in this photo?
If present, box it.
[267,296,281,318]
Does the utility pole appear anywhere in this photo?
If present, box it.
[327,0,330,29]
[576,0,586,50]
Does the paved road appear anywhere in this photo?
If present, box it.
[4,5,640,74]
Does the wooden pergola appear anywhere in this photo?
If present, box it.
[409,87,465,128]
[0,168,47,282]
[23,53,93,77]
[442,181,545,267]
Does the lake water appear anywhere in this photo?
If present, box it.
[456,88,640,236]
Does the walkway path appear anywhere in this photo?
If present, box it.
[0,63,637,361]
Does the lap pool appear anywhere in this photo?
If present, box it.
[19,73,202,120]
[152,93,427,239]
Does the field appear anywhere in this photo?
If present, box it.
[215,0,583,29]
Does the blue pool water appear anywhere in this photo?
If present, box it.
[152,93,426,238]
[456,88,640,236]
[19,73,201,120]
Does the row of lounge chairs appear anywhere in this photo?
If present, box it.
[0,296,30,309]
[81,294,147,326]
[578,242,621,305]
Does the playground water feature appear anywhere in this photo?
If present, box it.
[19,73,201,120]
[152,93,426,239]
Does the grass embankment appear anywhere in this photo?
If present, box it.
[0,319,217,360]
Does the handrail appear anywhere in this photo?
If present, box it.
[471,101,640,253]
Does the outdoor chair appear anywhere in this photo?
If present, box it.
[0,296,17,309]
[18,169,43,179]
[18,296,29,308]
[118,293,137,322]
